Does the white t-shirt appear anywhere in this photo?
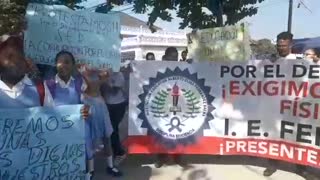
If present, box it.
[284,53,298,60]
[102,72,127,105]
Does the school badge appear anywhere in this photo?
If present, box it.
[138,67,215,148]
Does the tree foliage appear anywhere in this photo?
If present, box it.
[0,0,85,35]
[0,0,28,35]
[251,39,277,58]
[132,0,266,30]
[0,0,266,35]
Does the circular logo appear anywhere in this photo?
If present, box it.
[138,68,215,148]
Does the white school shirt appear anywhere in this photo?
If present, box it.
[0,75,53,106]
[45,75,88,105]
[284,53,298,60]
[102,72,127,105]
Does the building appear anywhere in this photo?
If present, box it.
[118,11,188,61]
[86,3,189,61]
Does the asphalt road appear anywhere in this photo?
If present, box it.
[90,110,320,180]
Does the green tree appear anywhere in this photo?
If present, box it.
[132,0,266,29]
[0,0,266,35]
[0,0,85,35]
[251,39,277,59]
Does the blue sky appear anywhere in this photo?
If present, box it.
[81,0,320,40]
[245,0,320,39]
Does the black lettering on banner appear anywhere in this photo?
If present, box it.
[56,25,64,42]
[0,133,7,150]
[34,132,47,148]
[71,158,81,173]
[48,161,60,178]
[297,124,312,144]
[280,121,294,138]
[247,120,261,136]
[6,130,23,150]
[29,145,60,165]
[0,151,12,167]
[231,65,244,78]
[29,147,43,165]
[309,65,320,79]
[292,64,307,78]
[264,65,274,78]
[45,116,59,131]
[61,115,74,129]
[20,133,31,149]
[26,117,43,134]
[2,118,14,135]
[247,65,257,78]
[0,168,28,180]
[30,163,48,180]
[264,65,285,78]
[224,118,229,135]
[220,66,229,78]
[220,65,257,78]
[316,127,320,146]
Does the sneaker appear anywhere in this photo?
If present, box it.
[263,168,277,177]
[106,167,123,177]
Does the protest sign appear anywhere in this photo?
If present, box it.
[187,23,251,62]
[128,60,320,168]
[0,105,85,179]
[24,3,121,71]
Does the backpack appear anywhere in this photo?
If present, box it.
[35,80,45,106]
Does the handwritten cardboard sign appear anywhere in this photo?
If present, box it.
[187,23,251,62]
[0,105,85,179]
[24,3,121,71]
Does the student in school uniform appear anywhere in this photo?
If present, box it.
[44,50,93,179]
[45,50,86,106]
[80,65,123,177]
[0,36,52,108]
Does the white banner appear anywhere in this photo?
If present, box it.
[127,60,320,168]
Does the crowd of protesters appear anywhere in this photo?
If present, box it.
[1,29,319,180]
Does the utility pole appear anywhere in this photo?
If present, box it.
[216,0,224,27]
[209,0,224,27]
[288,0,293,33]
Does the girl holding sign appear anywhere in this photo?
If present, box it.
[44,51,94,178]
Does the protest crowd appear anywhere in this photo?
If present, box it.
[1,2,320,180]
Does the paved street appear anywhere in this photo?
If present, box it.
[90,111,319,180]
[92,154,311,180]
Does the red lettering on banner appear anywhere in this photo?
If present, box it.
[125,136,320,168]
[242,81,255,95]
[280,99,320,120]
[310,82,320,98]
[287,81,309,97]
[263,81,278,96]
[226,81,320,98]
[229,81,240,95]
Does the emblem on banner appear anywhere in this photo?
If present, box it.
[138,67,215,148]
